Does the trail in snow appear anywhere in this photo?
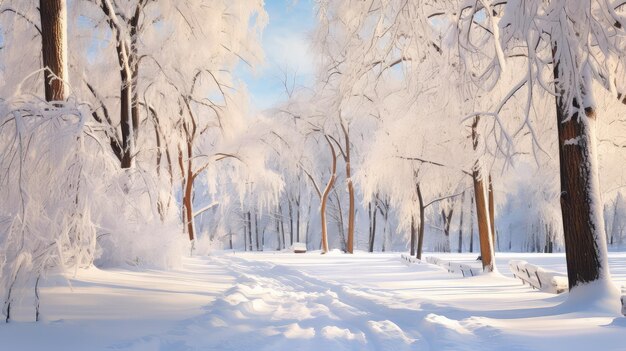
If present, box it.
[4,252,626,351]
[114,255,515,351]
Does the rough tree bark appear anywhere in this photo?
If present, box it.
[471,117,495,272]
[553,59,610,289]
[40,0,68,102]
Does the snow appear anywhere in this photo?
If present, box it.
[3,252,626,350]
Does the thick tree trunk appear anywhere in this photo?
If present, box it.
[40,0,68,102]
[472,117,495,272]
[473,172,494,271]
[554,61,610,289]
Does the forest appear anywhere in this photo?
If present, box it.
[2,0,626,350]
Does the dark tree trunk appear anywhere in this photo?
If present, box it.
[40,0,67,102]
[368,201,378,253]
[181,140,195,241]
[553,58,608,289]
[416,183,426,260]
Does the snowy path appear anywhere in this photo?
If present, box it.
[115,255,431,350]
[3,252,626,350]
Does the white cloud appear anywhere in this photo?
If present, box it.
[264,31,315,75]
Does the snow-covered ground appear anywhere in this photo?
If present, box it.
[2,252,626,350]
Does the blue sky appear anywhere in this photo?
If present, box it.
[237,0,316,111]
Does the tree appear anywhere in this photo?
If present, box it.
[40,0,68,102]
[453,1,626,297]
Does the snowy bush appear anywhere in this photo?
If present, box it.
[0,94,97,321]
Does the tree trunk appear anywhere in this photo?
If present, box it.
[416,183,426,260]
[255,210,260,251]
[488,174,496,247]
[472,117,495,272]
[288,200,294,246]
[320,136,337,254]
[181,137,195,241]
[441,207,454,252]
[553,59,610,289]
[458,191,465,253]
[247,211,253,251]
[409,215,416,256]
[275,212,281,250]
[279,205,286,249]
[296,194,301,243]
[368,201,378,253]
[344,128,355,253]
[333,190,347,252]
[469,194,474,253]
[40,0,68,102]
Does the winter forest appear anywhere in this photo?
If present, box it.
[2,0,626,350]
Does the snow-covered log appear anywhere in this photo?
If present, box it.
[509,260,568,294]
